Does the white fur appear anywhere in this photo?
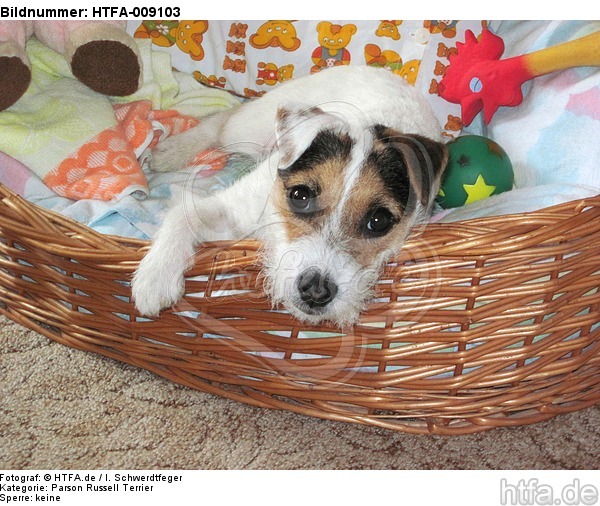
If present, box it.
[263,233,381,327]
[151,66,441,171]
[132,66,442,325]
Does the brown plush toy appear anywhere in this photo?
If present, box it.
[0,20,142,110]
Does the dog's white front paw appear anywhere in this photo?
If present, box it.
[131,256,186,317]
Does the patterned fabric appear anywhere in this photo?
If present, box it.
[0,36,239,202]
[128,20,488,139]
[44,102,200,200]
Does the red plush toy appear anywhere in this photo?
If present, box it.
[438,28,600,125]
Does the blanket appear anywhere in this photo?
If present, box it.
[0,36,243,239]
[0,36,240,202]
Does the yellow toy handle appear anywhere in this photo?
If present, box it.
[525,30,600,77]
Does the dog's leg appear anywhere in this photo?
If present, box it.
[152,99,280,172]
[132,155,278,316]
[151,109,233,172]
[131,192,234,316]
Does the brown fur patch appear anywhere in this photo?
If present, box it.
[372,126,449,208]
[340,163,410,268]
[273,158,347,242]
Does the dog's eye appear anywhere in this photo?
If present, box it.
[364,207,395,237]
[287,185,318,214]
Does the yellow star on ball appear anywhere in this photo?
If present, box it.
[463,174,496,204]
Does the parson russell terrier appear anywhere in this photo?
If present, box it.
[132,65,448,327]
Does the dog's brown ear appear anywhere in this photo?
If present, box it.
[402,134,449,208]
[275,105,345,168]
[374,126,448,209]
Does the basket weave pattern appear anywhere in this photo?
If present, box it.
[1,183,599,435]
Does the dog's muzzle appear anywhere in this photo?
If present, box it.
[296,267,338,309]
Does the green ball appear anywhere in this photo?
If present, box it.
[437,135,514,209]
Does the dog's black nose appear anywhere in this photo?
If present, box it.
[297,268,338,308]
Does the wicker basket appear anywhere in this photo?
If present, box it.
[1,182,599,435]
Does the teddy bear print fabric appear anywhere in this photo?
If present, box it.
[129,20,487,138]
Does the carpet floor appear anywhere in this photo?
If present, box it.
[1,315,599,470]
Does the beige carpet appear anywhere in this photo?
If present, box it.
[1,314,599,470]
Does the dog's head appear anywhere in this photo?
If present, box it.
[263,105,448,327]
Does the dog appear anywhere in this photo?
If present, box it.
[132,65,448,326]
